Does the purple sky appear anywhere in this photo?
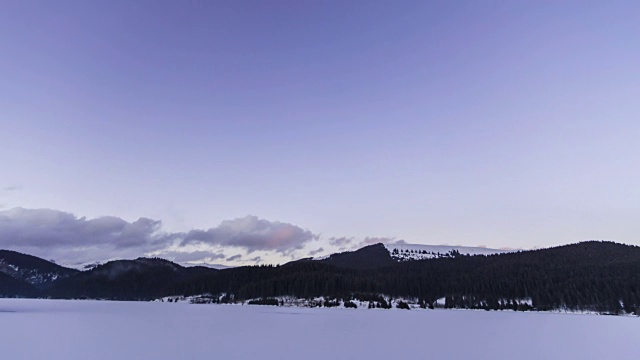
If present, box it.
[1,1,639,265]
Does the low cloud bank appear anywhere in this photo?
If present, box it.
[0,208,318,265]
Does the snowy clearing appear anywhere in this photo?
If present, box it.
[1,299,638,360]
[383,243,512,261]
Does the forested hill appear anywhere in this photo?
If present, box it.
[46,257,218,300]
[0,250,79,286]
[313,242,397,269]
[1,241,640,314]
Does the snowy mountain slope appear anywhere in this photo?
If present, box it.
[0,250,79,285]
[60,261,104,271]
[310,243,516,266]
[384,243,514,261]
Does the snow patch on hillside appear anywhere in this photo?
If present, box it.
[62,261,103,271]
[0,259,66,284]
[384,243,514,261]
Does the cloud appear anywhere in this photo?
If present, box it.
[183,215,317,253]
[0,208,178,264]
[0,208,177,250]
[328,237,353,247]
[249,256,262,263]
[362,237,397,245]
[308,247,324,256]
[226,254,242,261]
[0,208,179,264]
[157,250,226,263]
[0,208,318,265]
[331,236,405,251]
[2,185,20,192]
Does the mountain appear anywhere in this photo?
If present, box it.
[315,243,396,269]
[308,242,511,266]
[0,250,79,286]
[170,241,640,314]
[384,243,513,261]
[47,257,218,300]
[2,241,640,314]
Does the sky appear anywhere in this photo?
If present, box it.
[1,0,639,266]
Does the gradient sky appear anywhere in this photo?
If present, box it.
[1,1,639,265]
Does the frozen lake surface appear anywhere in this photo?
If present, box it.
[1,299,638,359]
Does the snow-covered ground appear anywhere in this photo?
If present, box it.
[1,299,638,359]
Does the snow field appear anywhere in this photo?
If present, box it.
[1,298,638,360]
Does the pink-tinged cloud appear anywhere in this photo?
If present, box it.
[183,215,318,253]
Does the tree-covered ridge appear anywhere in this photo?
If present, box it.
[0,250,79,286]
[1,241,639,314]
